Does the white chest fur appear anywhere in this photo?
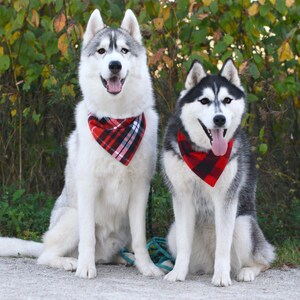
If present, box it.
[163,150,238,222]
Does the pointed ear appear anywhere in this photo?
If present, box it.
[121,9,142,44]
[83,9,105,47]
[185,60,206,90]
[220,59,241,87]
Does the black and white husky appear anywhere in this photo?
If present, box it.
[0,9,163,278]
[162,59,275,286]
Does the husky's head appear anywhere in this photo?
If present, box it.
[179,59,246,156]
[79,9,151,117]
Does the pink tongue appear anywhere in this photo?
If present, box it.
[211,129,228,156]
[107,78,122,94]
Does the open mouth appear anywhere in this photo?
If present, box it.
[101,75,126,95]
[198,120,228,156]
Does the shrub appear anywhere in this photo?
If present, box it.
[0,185,53,240]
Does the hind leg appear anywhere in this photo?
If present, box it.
[232,215,275,282]
[37,208,79,271]
[168,221,218,278]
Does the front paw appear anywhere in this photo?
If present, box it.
[135,260,164,277]
[62,258,78,271]
[212,270,232,287]
[164,267,187,282]
[237,267,256,282]
[75,259,97,279]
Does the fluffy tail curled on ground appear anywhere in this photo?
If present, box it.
[0,237,43,258]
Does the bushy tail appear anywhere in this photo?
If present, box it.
[0,237,43,258]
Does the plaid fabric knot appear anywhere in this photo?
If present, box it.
[177,130,234,187]
[88,113,146,166]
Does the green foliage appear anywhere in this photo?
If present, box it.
[273,238,300,268]
[257,174,300,243]
[0,0,299,247]
[148,173,173,238]
[0,185,54,241]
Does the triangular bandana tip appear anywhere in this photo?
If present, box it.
[88,113,146,166]
[177,130,234,187]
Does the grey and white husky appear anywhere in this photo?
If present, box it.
[0,9,163,279]
[162,59,275,286]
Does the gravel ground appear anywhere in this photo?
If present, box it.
[0,257,299,300]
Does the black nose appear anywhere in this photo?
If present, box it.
[109,61,122,74]
[213,114,226,127]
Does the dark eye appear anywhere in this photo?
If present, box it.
[97,48,106,55]
[121,48,129,54]
[199,98,210,105]
[223,97,232,104]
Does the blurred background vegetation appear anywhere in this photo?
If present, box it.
[0,0,299,263]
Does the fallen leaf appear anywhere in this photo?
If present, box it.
[54,13,66,33]
[31,9,39,27]
[160,5,170,21]
[202,0,212,6]
[62,84,75,97]
[11,109,17,117]
[58,33,69,56]
[197,13,209,20]
[248,3,259,16]
[9,31,20,44]
[9,94,18,103]
[213,30,222,42]
[153,18,164,31]
[277,41,294,62]
[239,61,249,75]
[286,0,295,7]
[163,55,173,68]
[148,48,165,65]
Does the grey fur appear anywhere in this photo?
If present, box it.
[83,28,144,57]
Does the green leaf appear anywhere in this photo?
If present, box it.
[210,1,218,14]
[247,93,259,103]
[249,63,260,79]
[259,4,271,17]
[177,0,190,13]
[192,28,208,44]
[253,54,263,65]
[13,189,26,201]
[32,111,41,124]
[13,0,29,12]
[55,0,64,12]
[109,3,123,20]
[276,0,287,15]
[0,55,10,72]
[23,107,31,118]
[224,34,234,45]
[213,41,227,54]
[259,143,268,155]
[234,49,244,62]
[259,126,265,141]
[222,51,233,61]
[16,9,26,27]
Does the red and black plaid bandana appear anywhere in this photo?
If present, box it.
[177,130,234,187]
[88,113,146,166]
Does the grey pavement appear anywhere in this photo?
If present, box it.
[0,257,299,299]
